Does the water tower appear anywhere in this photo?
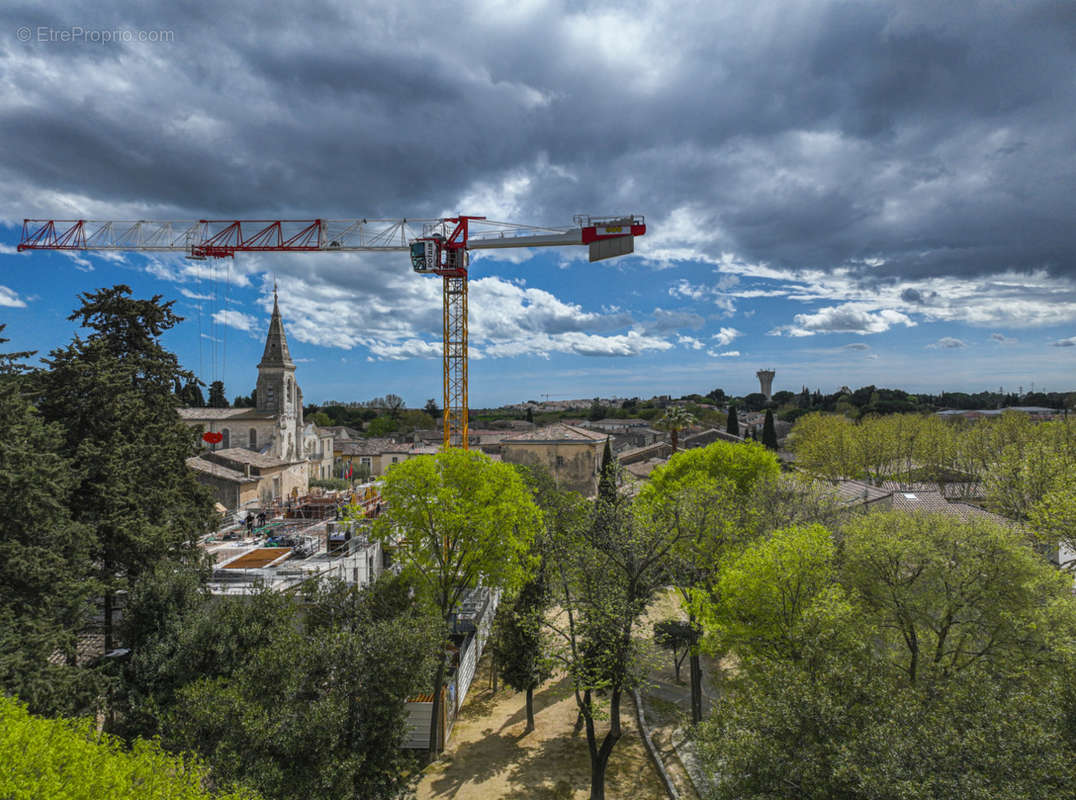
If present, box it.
[756,369,775,402]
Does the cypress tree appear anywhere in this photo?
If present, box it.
[598,438,617,503]
[36,286,217,652]
[762,408,778,449]
[726,404,740,437]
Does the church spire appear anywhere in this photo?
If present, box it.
[258,283,294,368]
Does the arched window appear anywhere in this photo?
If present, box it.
[249,428,257,449]
[221,428,230,449]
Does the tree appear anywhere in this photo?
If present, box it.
[694,515,1076,799]
[597,438,617,503]
[588,397,605,421]
[726,404,740,436]
[0,326,99,716]
[525,406,534,423]
[366,415,397,437]
[640,440,780,724]
[657,405,696,451]
[653,619,697,683]
[115,562,289,740]
[548,486,687,799]
[0,695,259,800]
[423,398,440,420]
[207,380,228,408]
[384,393,405,419]
[178,379,206,407]
[706,388,727,404]
[310,410,331,427]
[491,576,552,732]
[761,409,778,449]
[35,286,218,651]
[372,450,540,754]
[165,576,439,800]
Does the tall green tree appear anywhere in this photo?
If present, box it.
[178,379,206,408]
[726,404,740,436]
[372,449,540,754]
[0,326,99,716]
[597,438,617,502]
[423,398,440,420]
[491,575,552,733]
[35,286,217,651]
[761,408,778,449]
[549,487,686,799]
[206,380,228,408]
[657,405,696,451]
[639,440,780,724]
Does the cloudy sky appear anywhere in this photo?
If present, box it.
[1,1,1074,407]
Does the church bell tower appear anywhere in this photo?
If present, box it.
[256,285,303,460]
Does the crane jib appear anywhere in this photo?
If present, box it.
[16,213,646,450]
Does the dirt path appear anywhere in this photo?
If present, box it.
[416,654,668,800]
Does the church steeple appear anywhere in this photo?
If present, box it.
[258,282,294,369]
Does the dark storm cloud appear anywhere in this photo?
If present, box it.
[2,0,1075,291]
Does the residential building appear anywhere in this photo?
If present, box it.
[500,423,608,496]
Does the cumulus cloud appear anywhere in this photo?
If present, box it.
[711,327,741,346]
[990,332,1017,344]
[180,288,214,301]
[1051,336,1076,348]
[707,349,740,358]
[677,335,704,350]
[842,342,871,351]
[926,337,968,349]
[771,303,915,336]
[0,285,28,308]
[212,308,260,334]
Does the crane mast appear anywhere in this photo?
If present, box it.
[19,214,646,449]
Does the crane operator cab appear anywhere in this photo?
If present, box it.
[410,236,468,275]
[410,239,439,274]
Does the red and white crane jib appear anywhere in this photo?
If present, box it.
[17,215,647,262]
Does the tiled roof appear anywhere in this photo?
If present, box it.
[832,480,892,505]
[623,458,667,479]
[178,407,276,421]
[186,456,260,483]
[890,489,955,514]
[503,423,608,443]
[880,481,983,499]
[205,448,291,469]
[337,438,400,456]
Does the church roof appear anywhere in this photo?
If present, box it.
[258,285,294,369]
[178,408,276,421]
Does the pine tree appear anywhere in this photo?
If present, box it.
[35,287,217,652]
[762,409,778,450]
[178,379,205,407]
[727,404,740,437]
[0,326,99,715]
[206,380,227,408]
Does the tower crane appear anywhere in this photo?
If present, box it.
[18,214,646,448]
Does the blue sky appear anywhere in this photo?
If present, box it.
[1,1,1075,407]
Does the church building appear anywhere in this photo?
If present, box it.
[180,288,333,509]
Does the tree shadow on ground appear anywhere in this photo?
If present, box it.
[497,679,571,733]
[425,727,534,798]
